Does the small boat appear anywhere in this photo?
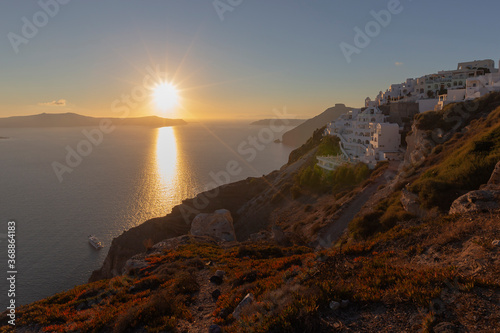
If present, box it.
[88,235,103,249]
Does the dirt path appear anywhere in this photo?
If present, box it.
[177,268,228,332]
[317,161,401,247]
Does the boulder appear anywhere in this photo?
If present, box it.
[211,289,221,301]
[482,160,500,188]
[209,324,222,333]
[401,188,426,217]
[122,258,148,275]
[210,275,223,285]
[450,162,500,214]
[232,293,254,319]
[449,190,500,215]
[329,301,340,310]
[272,225,289,246]
[249,230,272,241]
[190,209,236,242]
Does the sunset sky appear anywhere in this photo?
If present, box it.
[1,0,500,120]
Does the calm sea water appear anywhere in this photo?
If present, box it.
[0,122,295,306]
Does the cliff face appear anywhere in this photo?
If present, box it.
[89,150,317,282]
[89,215,189,281]
[89,177,272,281]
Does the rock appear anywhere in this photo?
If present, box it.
[433,321,456,333]
[210,275,223,285]
[122,258,148,275]
[450,162,500,214]
[341,300,350,308]
[449,189,500,214]
[401,188,426,217]
[232,293,254,319]
[212,289,221,300]
[492,240,500,247]
[151,235,217,254]
[482,161,500,188]
[215,270,225,278]
[403,124,436,169]
[190,209,237,242]
[271,225,289,245]
[249,230,272,241]
[329,301,340,310]
[209,324,222,333]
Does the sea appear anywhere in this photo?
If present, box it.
[0,121,296,306]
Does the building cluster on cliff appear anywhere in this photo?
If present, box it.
[366,59,500,111]
[317,59,500,170]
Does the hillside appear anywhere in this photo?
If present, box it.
[3,93,500,332]
[0,113,186,128]
[281,104,351,146]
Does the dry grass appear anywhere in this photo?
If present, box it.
[4,211,500,333]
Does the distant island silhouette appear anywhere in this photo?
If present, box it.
[250,119,306,126]
[0,112,186,128]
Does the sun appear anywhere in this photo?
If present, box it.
[152,81,179,111]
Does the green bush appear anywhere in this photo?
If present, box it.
[296,163,371,194]
[316,135,341,156]
[349,211,383,239]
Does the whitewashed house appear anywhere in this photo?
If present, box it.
[372,59,500,112]
[320,106,401,169]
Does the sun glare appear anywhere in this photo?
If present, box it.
[153,82,179,111]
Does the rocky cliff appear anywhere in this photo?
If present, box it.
[89,177,270,281]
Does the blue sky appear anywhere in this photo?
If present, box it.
[1,0,499,120]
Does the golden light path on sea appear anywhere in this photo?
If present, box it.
[155,126,178,184]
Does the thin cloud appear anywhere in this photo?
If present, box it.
[395,62,404,67]
[39,99,67,107]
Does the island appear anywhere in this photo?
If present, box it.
[0,112,186,128]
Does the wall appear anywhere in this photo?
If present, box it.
[417,99,439,113]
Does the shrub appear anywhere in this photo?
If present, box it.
[290,184,302,199]
[316,135,341,156]
[114,290,180,333]
[172,271,200,296]
[349,211,383,239]
[271,191,284,204]
[288,126,326,164]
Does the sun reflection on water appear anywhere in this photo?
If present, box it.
[155,126,178,184]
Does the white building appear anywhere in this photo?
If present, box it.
[436,63,500,110]
[319,106,401,169]
[371,59,500,112]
